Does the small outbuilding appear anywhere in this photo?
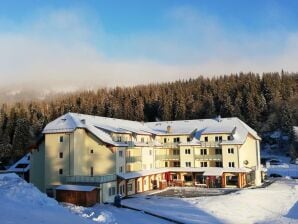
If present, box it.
[56,185,98,207]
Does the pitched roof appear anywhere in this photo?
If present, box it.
[42,113,261,146]
[56,185,97,192]
[8,153,31,172]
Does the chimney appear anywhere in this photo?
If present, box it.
[167,125,172,134]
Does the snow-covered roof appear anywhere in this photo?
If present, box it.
[8,153,31,173]
[117,167,251,179]
[42,113,261,146]
[56,185,97,192]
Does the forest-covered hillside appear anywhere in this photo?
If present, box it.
[0,72,297,165]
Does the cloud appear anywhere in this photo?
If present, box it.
[0,5,297,94]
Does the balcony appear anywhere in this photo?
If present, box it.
[194,154,222,161]
[161,143,179,148]
[126,156,142,163]
[64,174,116,185]
[200,142,221,147]
[155,154,180,160]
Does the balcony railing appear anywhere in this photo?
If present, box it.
[200,142,221,147]
[161,143,179,148]
[126,156,142,163]
[194,154,222,161]
[155,154,180,160]
[64,174,116,184]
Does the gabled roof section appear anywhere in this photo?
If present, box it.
[8,153,31,172]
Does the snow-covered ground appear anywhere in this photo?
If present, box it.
[0,173,94,224]
[1,171,297,224]
[0,173,169,224]
[64,203,170,224]
[122,178,298,224]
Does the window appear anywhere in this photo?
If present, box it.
[228,162,235,167]
[200,162,208,167]
[185,162,191,167]
[227,136,232,141]
[204,136,208,142]
[184,175,193,182]
[173,149,180,155]
[215,162,223,167]
[215,148,222,154]
[137,181,140,191]
[59,169,63,175]
[119,166,123,173]
[59,152,63,158]
[200,149,207,155]
[90,149,94,154]
[165,162,168,167]
[164,138,167,143]
[187,137,191,142]
[119,185,124,194]
[173,161,180,167]
[185,149,191,154]
[228,148,234,154]
[117,136,122,142]
[59,136,63,143]
[119,150,123,157]
[90,167,94,176]
[215,136,223,142]
[109,187,116,196]
[173,137,180,143]
[127,183,132,192]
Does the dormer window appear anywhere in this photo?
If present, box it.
[59,136,63,143]
[204,136,208,142]
[228,136,232,141]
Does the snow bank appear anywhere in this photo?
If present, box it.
[122,178,298,224]
[65,203,170,224]
[0,173,93,224]
[190,178,298,224]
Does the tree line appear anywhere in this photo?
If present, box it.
[0,72,297,165]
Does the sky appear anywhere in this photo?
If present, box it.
[0,0,298,91]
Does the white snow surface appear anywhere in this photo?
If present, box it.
[0,173,170,224]
[56,184,97,192]
[64,203,170,224]
[122,178,298,224]
[0,173,93,224]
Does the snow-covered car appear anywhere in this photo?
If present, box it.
[290,158,298,165]
[269,159,282,165]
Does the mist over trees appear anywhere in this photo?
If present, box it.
[0,72,297,164]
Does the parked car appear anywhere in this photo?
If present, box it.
[269,159,282,165]
[269,173,282,178]
[290,158,298,165]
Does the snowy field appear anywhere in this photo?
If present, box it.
[122,178,298,224]
[0,173,169,224]
[1,172,297,224]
